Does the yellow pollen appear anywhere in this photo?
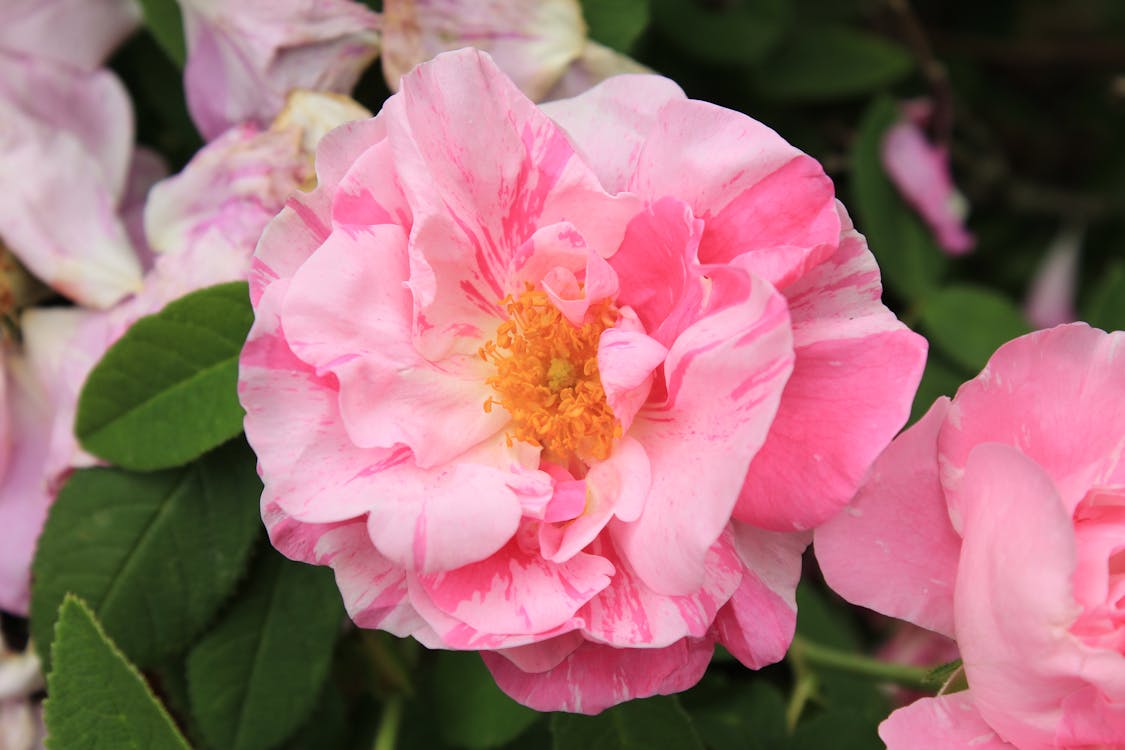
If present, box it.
[480,286,622,463]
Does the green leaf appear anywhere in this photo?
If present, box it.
[280,682,350,750]
[136,0,186,67]
[1083,259,1125,332]
[430,651,539,748]
[185,552,345,750]
[919,284,1031,372]
[651,0,790,66]
[851,97,948,302]
[550,695,705,750]
[795,585,887,720]
[581,0,650,52]
[44,596,191,750]
[756,27,913,100]
[787,710,880,750]
[689,679,787,750]
[76,282,254,470]
[31,439,262,671]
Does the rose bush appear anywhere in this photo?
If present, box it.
[239,48,926,713]
[816,323,1125,748]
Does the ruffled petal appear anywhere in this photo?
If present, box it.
[939,324,1125,526]
[614,268,794,595]
[629,97,802,238]
[736,213,927,531]
[282,224,502,467]
[417,534,613,637]
[541,73,685,194]
[482,636,714,714]
[698,155,840,289]
[578,532,741,648]
[387,49,639,327]
[715,523,808,669]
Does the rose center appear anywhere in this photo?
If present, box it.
[479,286,621,464]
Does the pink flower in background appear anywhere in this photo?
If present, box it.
[881,100,975,256]
[0,308,113,615]
[1025,225,1081,330]
[816,324,1125,748]
[0,0,138,72]
[381,0,585,100]
[380,0,651,103]
[543,40,650,102]
[240,49,925,712]
[0,92,369,616]
[0,54,143,309]
[179,0,380,140]
[126,91,369,319]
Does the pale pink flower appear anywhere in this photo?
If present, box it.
[1025,225,1081,330]
[816,324,1125,748]
[0,53,143,309]
[381,0,585,101]
[0,93,367,616]
[0,308,113,615]
[239,50,925,713]
[543,41,650,102]
[0,0,139,72]
[0,641,44,750]
[179,0,380,140]
[881,101,975,256]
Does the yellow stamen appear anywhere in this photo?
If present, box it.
[480,286,621,463]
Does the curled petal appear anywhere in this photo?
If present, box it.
[614,269,794,596]
[482,636,714,715]
[881,117,974,255]
[715,523,808,669]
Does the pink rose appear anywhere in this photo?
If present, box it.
[179,0,380,140]
[880,100,975,256]
[239,49,925,713]
[816,324,1125,748]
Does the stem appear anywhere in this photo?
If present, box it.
[373,695,404,750]
[791,636,933,690]
[785,672,818,731]
[360,631,415,696]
